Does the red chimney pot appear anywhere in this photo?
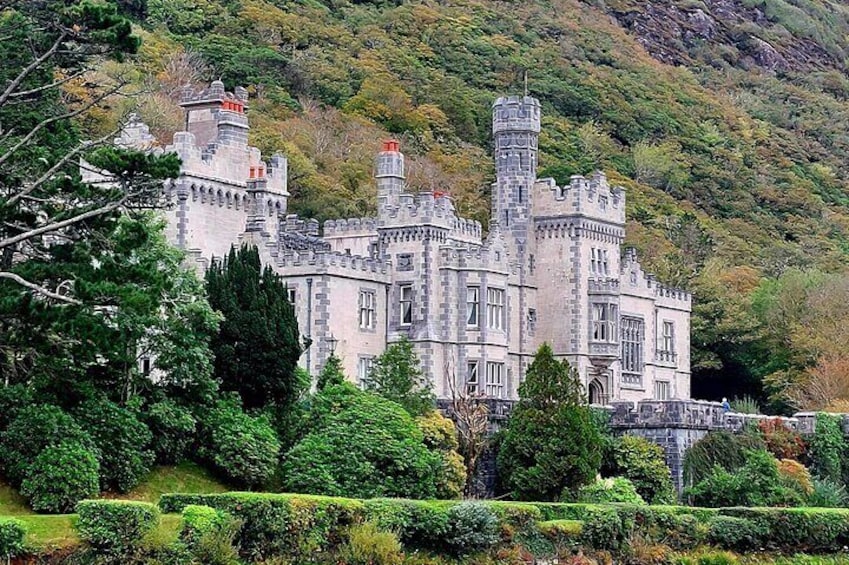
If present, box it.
[382,139,400,152]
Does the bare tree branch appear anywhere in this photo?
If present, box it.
[0,31,67,109]
[0,272,81,304]
[0,193,132,251]
[0,80,125,167]
[8,69,86,100]
[5,129,118,208]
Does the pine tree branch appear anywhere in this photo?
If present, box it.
[6,129,118,208]
[0,272,81,305]
[0,31,67,109]
[0,81,124,168]
[0,194,132,251]
[8,69,86,100]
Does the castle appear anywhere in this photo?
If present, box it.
[114,81,692,403]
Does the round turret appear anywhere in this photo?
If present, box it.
[492,96,541,135]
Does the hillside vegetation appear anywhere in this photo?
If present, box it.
[104,0,849,404]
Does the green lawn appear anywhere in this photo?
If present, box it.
[0,480,32,515]
[17,515,78,550]
[115,461,229,504]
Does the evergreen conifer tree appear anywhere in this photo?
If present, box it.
[206,244,305,409]
[317,354,346,391]
[363,337,435,416]
[496,343,603,501]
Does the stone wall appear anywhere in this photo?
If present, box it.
[444,398,838,498]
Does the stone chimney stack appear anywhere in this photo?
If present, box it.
[375,139,405,214]
[179,80,249,149]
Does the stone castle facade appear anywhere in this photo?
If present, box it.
[116,81,692,402]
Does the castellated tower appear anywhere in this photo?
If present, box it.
[491,96,542,390]
[375,140,404,214]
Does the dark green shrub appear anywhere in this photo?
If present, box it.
[198,395,280,487]
[497,344,602,500]
[683,430,764,488]
[20,441,100,513]
[181,504,242,565]
[577,476,645,504]
[281,384,441,499]
[603,435,675,504]
[686,449,802,507]
[362,337,435,417]
[0,384,32,431]
[146,399,196,464]
[810,413,845,483]
[0,518,26,560]
[707,516,765,552]
[443,502,499,556]
[0,404,96,485]
[340,522,404,565]
[74,398,154,492]
[76,500,160,555]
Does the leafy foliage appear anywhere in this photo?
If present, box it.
[316,353,346,391]
[206,244,304,410]
[602,435,675,504]
[363,337,435,417]
[74,397,155,493]
[685,450,802,508]
[683,430,765,487]
[0,518,26,560]
[0,404,97,486]
[20,442,101,514]
[809,413,845,482]
[145,399,197,465]
[198,395,280,488]
[280,383,441,499]
[497,343,602,501]
[76,500,160,556]
[443,502,500,556]
[340,522,404,565]
[758,418,806,460]
[577,477,646,505]
[417,411,467,499]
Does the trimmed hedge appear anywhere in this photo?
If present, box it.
[0,517,26,559]
[76,500,160,555]
[157,493,849,558]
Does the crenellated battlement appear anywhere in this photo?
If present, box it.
[533,173,626,225]
[323,217,378,237]
[281,214,320,237]
[381,191,460,228]
[621,248,691,306]
[492,96,541,135]
[274,247,390,279]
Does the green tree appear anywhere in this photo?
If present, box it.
[280,383,441,499]
[206,245,305,410]
[602,435,675,504]
[363,338,434,416]
[317,353,345,391]
[497,343,602,501]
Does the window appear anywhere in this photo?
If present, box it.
[397,253,413,271]
[602,250,609,275]
[591,248,598,273]
[485,362,505,398]
[357,356,375,385]
[654,381,670,400]
[621,316,644,385]
[358,290,376,329]
[466,361,480,395]
[399,284,412,326]
[662,321,675,353]
[527,308,537,331]
[487,288,505,331]
[286,287,296,305]
[467,286,480,327]
[591,303,617,342]
[140,357,152,377]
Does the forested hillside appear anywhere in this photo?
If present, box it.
[105,0,849,409]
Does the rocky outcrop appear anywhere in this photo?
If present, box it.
[606,0,842,73]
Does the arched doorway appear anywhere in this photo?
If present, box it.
[588,378,605,405]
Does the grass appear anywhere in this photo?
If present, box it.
[109,461,230,504]
[17,515,78,550]
[0,480,32,515]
